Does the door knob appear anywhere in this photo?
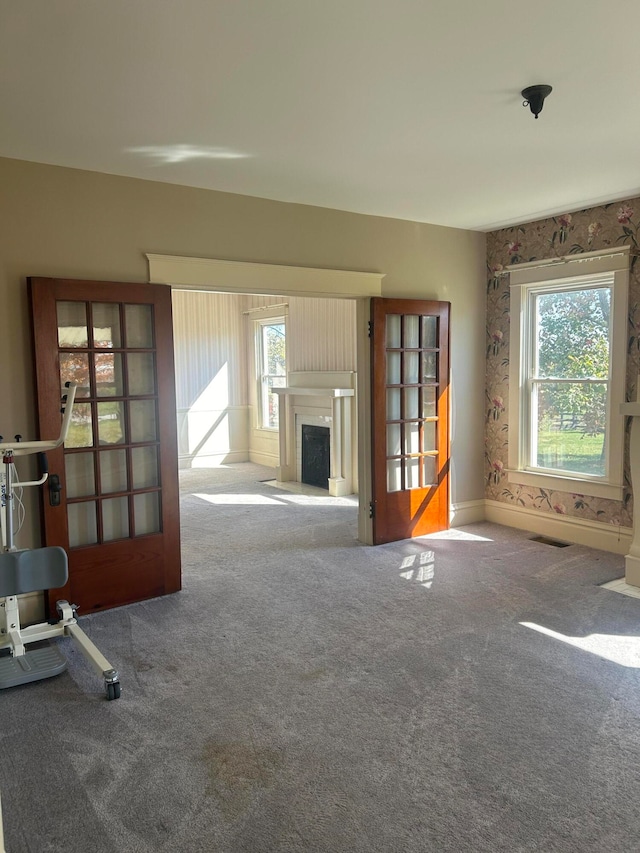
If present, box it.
[49,474,62,507]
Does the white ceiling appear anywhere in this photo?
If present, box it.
[2,1,639,231]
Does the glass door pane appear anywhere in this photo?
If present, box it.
[387,459,402,492]
[125,304,154,348]
[387,424,401,457]
[134,493,161,535]
[131,446,159,489]
[387,351,401,384]
[102,496,130,541]
[100,449,128,494]
[68,502,98,547]
[384,311,442,493]
[93,303,122,348]
[406,457,420,489]
[66,404,93,448]
[58,295,163,548]
[60,353,91,397]
[404,352,419,384]
[65,453,96,498]
[386,389,400,420]
[97,402,125,445]
[128,353,156,395]
[95,352,123,396]
[404,315,419,348]
[57,302,88,347]
[130,401,157,442]
[386,315,401,348]
[422,316,437,348]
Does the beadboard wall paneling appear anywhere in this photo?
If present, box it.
[289,296,356,372]
[173,291,356,468]
[243,294,356,466]
[173,290,247,410]
[173,290,249,466]
[244,294,356,372]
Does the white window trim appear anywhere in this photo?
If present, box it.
[254,310,287,432]
[508,247,629,501]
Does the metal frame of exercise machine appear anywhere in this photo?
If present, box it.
[0,382,121,700]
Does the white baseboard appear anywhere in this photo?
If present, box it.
[179,450,249,469]
[485,499,632,555]
[450,499,486,527]
[248,450,279,467]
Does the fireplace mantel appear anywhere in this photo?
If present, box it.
[274,387,354,398]
[273,375,355,497]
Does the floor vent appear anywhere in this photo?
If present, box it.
[530,535,571,548]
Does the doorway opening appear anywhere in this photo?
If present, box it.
[148,253,382,544]
[171,289,361,537]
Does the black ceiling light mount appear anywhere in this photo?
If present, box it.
[521,84,553,119]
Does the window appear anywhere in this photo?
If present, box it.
[256,317,286,429]
[508,249,629,500]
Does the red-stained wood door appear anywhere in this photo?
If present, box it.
[371,298,450,544]
[29,278,181,613]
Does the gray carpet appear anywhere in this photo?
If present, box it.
[2,462,640,852]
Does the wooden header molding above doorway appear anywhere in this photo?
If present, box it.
[146,254,385,299]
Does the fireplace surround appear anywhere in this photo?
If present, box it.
[273,371,355,497]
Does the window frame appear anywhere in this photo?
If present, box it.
[508,249,629,501]
[254,314,287,431]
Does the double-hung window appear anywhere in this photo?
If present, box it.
[256,317,286,429]
[508,248,629,500]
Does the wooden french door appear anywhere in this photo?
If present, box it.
[29,278,181,614]
[371,298,450,544]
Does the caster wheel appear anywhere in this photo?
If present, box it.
[106,681,121,701]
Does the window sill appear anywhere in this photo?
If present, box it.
[506,469,623,502]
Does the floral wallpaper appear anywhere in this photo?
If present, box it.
[485,198,640,528]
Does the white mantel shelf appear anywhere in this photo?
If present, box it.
[273,387,354,398]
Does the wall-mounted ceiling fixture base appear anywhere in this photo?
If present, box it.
[521,84,553,119]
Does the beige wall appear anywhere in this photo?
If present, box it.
[0,156,486,548]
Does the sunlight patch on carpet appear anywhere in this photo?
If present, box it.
[520,621,640,668]
[193,493,282,505]
[420,529,493,542]
[399,551,435,588]
[274,493,357,507]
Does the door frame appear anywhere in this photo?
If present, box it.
[146,253,385,544]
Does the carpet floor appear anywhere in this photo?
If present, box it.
[1,463,639,852]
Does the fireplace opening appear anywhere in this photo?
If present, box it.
[301,425,330,489]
